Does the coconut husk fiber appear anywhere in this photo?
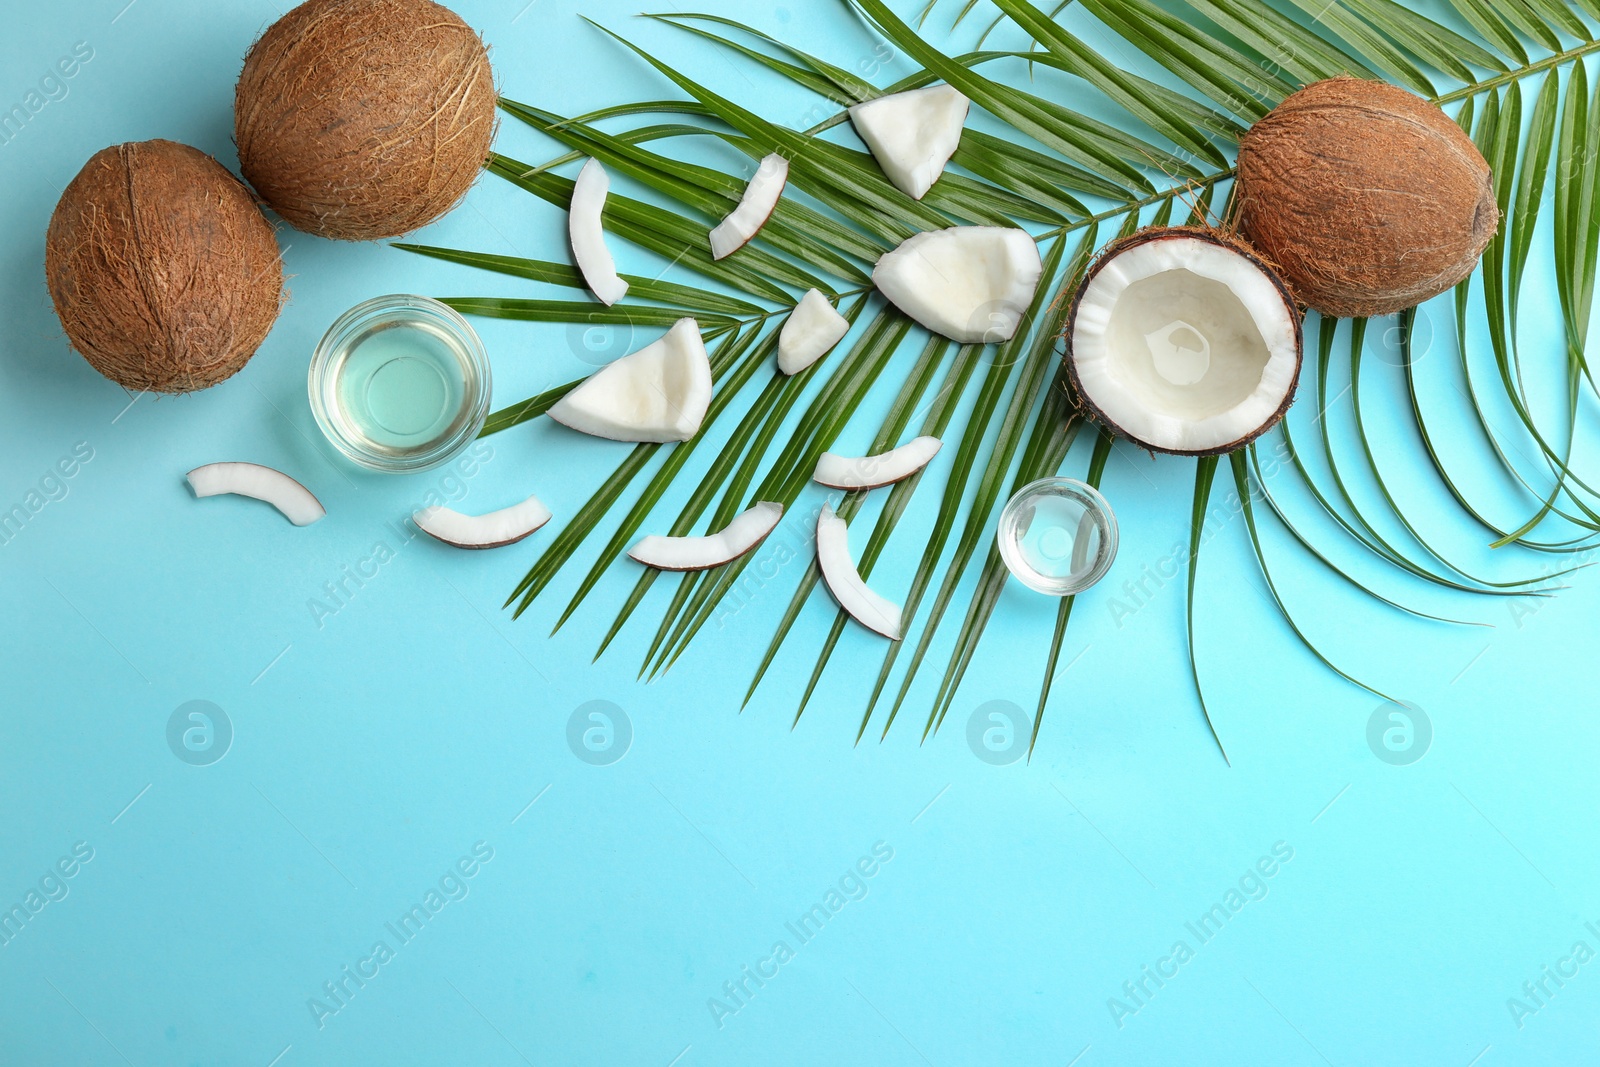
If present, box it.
[1236,77,1499,318]
[44,139,285,393]
[234,0,497,241]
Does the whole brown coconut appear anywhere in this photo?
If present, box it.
[234,0,496,241]
[1236,77,1499,318]
[45,140,285,394]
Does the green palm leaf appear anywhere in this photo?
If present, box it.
[405,0,1600,761]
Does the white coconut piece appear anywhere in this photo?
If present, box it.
[778,289,851,375]
[710,154,789,260]
[629,502,784,571]
[873,227,1042,344]
[816,503,902,640]
[548,318,713,443]
[187,463,324,527]
[1068,232,1301,456]
[849,84,970,200]
[413,494,552,550]
[570,158,629,306]
[814,436,942,491]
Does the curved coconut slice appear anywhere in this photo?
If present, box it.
[1067,229,1302,457]
[413,494,552,550]
[814,436,942,491]
[779,289,851,375]
[187,463,324,526]
[570,158,629,307]
[816,504,901,641]
[873,227,1042,344]
[849,85,970,200]
[548,318,713,443]
[710,154,788,260]
[629,502,784,571]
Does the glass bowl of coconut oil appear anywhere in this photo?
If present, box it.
[309,295,491,473]
[997,477,1118,596]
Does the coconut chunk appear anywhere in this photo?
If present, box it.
[710,154,788,260]
[816,504,902,640]
[629,502,784,571]
[413,494,552,550]
[570,158,629,306]
[1067,229,1302,456]
[849,85,970,200]
[873,227,1042,344]
[779,289,851,375]
[814,436,942,491]
[548,318,713,443]
[187,462,324,526]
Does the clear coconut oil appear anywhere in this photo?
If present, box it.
[997,478,1119,596]
[310,295,491,473]
[335,321,467,448]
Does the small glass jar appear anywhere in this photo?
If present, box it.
[996,477,1119,596]
[309,295,491,473]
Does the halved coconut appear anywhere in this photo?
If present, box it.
[187,463,324,526]
[779,289,851,375]
[570,158,629,306]
[710,154,788,260]
[814,436,942,491]
[849,85,970,200]
[629,502,783,571]
[413,493,552,550]
[874,227,1042,344]
[816,503,901,640]
[1067,228,1302,456]
[548,318,713,442]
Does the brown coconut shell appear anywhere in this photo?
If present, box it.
[1236,77,1498,319]
[44,140,286,394]
[234,0,496,241]
[1064,226,1304,457]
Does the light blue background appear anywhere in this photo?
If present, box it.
[2,1,1597,1065]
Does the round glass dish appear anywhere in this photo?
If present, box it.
[996,477,1119,596]
[309,295,491,473]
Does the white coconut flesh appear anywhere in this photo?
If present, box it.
[547,318,713,443]
[710,154,788,260]
[814,436,942,491]
[779,288,851,375]
[873,227,1042,344]
[413,494,552,550]
[849,84,970,200]
[187,463,325,527]
[816,504,902,640]
[570,158,629,306]
[1071,236,1299,454]
[629,502,784,571]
